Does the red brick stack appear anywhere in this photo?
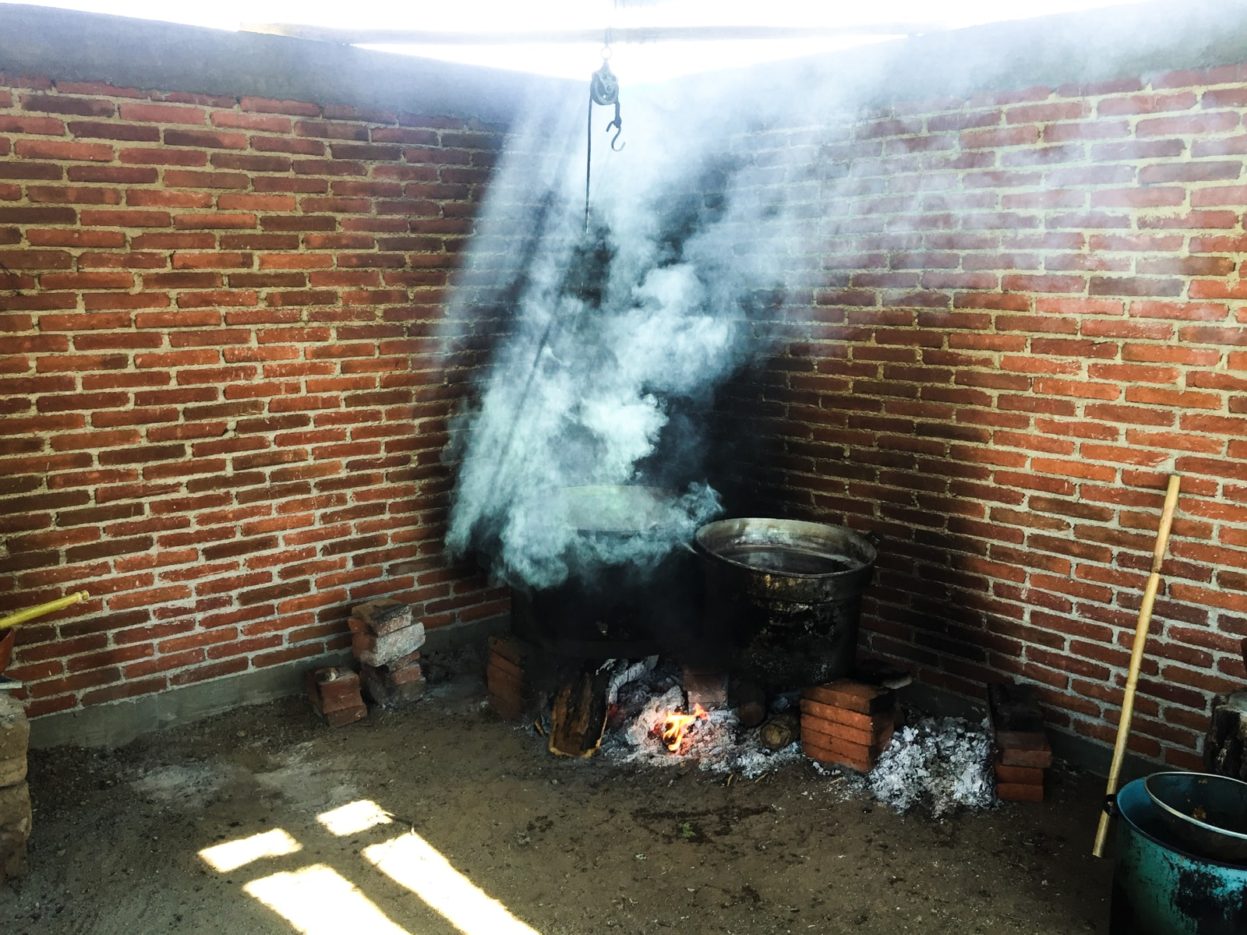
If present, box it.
[305,667,367,727]
[349,599,426,707]
[486,636,532,721]
[0,694,30,883]
[800,679,900,772]
[988,682,1053,802]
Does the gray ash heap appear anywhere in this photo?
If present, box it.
[868,717,997,817]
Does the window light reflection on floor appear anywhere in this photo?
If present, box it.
[316,799,395,836]
[198,828,303,873]
[245,864,412,935]
[198,801,541,935]
[364,828,542,935]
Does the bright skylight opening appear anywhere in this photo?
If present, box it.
[5,0,1149,82]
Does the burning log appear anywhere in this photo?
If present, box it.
[658,704,708,753]
[548,668,612,758]
[730,678,767,729]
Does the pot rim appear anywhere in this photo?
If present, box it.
[694,516,876,580]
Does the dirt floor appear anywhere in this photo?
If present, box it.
[1,653,1115,935]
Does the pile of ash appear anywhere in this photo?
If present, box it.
[866,716,996,817]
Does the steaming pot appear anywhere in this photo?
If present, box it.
[510,485,702,659]
[694,517,876,692]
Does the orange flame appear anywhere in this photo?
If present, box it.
[660,704,709,753]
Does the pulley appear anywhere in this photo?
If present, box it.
[584,46,625,232]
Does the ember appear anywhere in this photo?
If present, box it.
[659,704,708,753]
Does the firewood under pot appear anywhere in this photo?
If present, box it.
[759,713,800,750]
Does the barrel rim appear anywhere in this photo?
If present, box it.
[1144,770,1247,845]
[1118,776,1247,869]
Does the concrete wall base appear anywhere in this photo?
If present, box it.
[28,616,508,749]
[30,614,1159,786]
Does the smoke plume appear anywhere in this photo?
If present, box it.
[444,1,1207,590]
[444,73,821,590]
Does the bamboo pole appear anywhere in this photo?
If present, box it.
[0,591,90,632]
[1092,474,1181,858]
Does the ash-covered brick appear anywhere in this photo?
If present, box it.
[350,599,413,636]
[350,621,425,668]
[360,657,426,708]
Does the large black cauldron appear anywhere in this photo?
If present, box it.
[695,518,876,692]
[510,486,702,659]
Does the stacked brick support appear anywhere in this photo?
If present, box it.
[0,74,510,718]
[719,64,1247,769]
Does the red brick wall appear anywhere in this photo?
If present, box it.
[0,74,509,717]
[3,56,1246,767]
[724,64,1247,768]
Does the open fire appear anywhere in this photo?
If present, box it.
[658,704,708,753]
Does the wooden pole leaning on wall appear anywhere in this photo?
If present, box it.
[1091,474,1182,859]
[0,591,90,632]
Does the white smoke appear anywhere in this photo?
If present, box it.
[444,0,1221,589]
[443,71,826,589]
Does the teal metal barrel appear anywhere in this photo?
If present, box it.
[1111,776,1247,934]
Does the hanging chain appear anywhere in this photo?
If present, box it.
[585,33,623,233]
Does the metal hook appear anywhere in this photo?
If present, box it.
[607,101,625,152]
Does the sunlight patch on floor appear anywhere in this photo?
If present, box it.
[198,800,541,935]
[364,831,541,935]
[317,799,395,836]
[199,828,303,873]
[245,864,411,935]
